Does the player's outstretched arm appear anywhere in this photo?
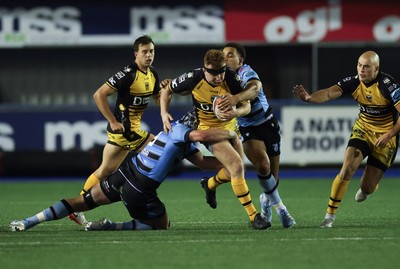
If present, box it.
[189,129,237,144]
[293,84,342,103]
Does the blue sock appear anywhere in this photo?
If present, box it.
[42,201,70,220]
[133,219,153,230]
[24,216,40,229]
[23,201,70,229]
[112,220,151,230]
[258,174,282,205]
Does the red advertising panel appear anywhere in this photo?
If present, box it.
[225,0,400,43]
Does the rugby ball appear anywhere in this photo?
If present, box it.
[213,96,225,121]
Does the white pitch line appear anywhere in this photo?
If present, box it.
[1,237,399,246]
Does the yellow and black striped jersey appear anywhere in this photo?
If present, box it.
[106,63,160,133]
[169,68,244,130]
[337,71,400,132]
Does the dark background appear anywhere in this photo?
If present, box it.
[1,44,399,106]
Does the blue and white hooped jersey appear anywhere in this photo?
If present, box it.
[132,122,198,184]
[237,64,272,127]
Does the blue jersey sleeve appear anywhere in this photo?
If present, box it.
[238,64,260,87]
[170,123,199,154]
[170,122,193,144]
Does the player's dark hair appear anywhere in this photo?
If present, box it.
[224,42,246,60]
[133,35,155,52]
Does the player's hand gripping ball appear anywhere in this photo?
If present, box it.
[213,96,232,121]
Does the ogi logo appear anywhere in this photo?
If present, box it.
[263,1,341,42]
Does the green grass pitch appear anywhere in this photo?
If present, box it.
[1,176,399,269]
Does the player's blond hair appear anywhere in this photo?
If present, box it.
[204,49,226,69]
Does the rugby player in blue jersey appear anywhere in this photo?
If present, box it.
[200,43,295,228]
[10,111,270,231]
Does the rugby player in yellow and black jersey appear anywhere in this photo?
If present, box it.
[159,49,271,229]
[294,50,400,228]
[163,56,247,131]
[69,35,162,226]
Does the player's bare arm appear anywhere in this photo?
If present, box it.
[185,129,237,169]
[159,87,174,133]
[233,100,251,117]
[189,129,237,144]
[219,80,261,109]
[186,153,224,170]
[93,83,124,133]
[376,103,400,148]
[152,92,161,106]
[293,84,342,103]
[160,78,171,88]
[216,99,251,122]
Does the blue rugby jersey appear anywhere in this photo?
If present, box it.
[236,64,272,127]
[132,122,198,183]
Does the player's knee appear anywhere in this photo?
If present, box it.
[256,163,271,175]
[228,161,244,176]
[339,169,354,181]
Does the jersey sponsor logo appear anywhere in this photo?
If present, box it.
[115,71,126,80]
[172,73,191,89]
[390,88,400,100]
[358,104,390,115]
[131,96,151,106]
[108,77,117,86]
[123,66,132,73]
[234,73,242,82]
[244,71,255,78]
[178,74,186,83]
[273,143,279,153]
[388,84,398,92]
[383,78,391,84]
[171,78,178,88]
[199,103,213,112]
[386,148,394,162]
[195,100,214,112]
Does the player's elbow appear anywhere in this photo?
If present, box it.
[93,91,100,103]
